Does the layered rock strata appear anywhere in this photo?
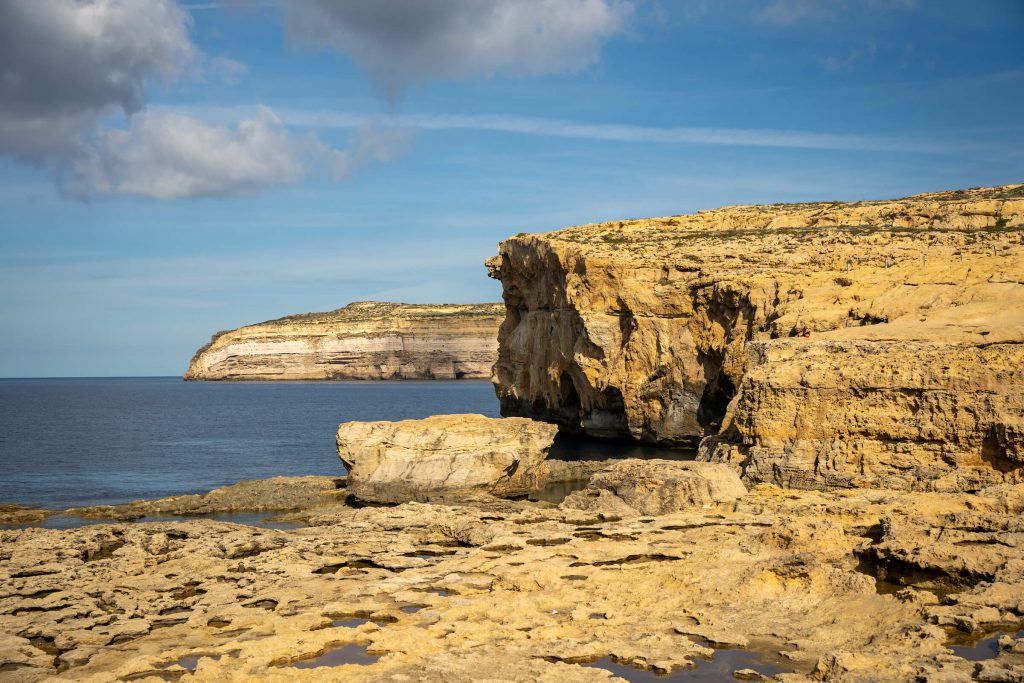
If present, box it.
[185,301,504,381]
[337,414,565,503]
[487,184,1024,490]
[4,479,1024,681]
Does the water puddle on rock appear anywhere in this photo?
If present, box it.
[528,479,590,504]
[948,627,1023,661]
[163,653,228,670]
[585,648,792,681]
[400,604,428,614]
[289,644,378,669]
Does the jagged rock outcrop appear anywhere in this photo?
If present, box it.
[560,459,747,516]
[487,184,1024,491]
[185,301,503,381]
[336,414,560,502]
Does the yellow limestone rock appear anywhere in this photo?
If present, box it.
[185,301,503,381]
[5,483,1024,682]
[487,183,1024,491]
[561,459,748,516]
[336,414,559,502]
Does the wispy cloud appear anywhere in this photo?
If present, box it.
[756,0,917,26]
[169,105,975,154]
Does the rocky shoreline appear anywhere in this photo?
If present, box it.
[3,472,1024,682]
[4,184,1024,682]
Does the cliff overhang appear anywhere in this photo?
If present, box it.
[488,183,1024,491]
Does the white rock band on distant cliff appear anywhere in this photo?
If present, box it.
[184,301,504,381]
[487,183,1024,492]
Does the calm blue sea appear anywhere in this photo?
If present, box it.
[0,377,500,509]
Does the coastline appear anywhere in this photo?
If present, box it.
[3,476,1024,681]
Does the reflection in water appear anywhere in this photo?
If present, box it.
[529,433,698,503]
[586,647,792,681]
[950,629,1023,661]
[290,643,378,669]
[528,479,589,504]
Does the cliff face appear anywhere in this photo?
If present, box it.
[487,184,1024,490]
[185,301,504,381]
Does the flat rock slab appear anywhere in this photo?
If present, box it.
[337,414,559,503]
[561,459,748,516]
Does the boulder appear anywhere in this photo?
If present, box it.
[336,414,559,503]
[561,459,747,516]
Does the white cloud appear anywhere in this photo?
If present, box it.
[205,55,249,85]
[63,107,413,200]
[0,0,198,164]
[326,126,415,181]
[281,0,632,96]
[192,106,957,154]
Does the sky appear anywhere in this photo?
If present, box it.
[0,0,1022,377]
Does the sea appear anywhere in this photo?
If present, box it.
[0,377,500,510]
[0,377,686,517]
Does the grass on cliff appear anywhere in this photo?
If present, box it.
[559,221,1024,249]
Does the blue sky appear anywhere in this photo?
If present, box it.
[0,0,1021,377]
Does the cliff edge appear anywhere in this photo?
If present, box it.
[185,301,504,381]
[487,183,1024,491]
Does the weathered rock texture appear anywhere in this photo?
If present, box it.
[561,459,747,516]
[65,476,347,521]
[337,414,560,502]
[487,183,1024,491]
[185,301,503,381]
[4,480,1024,682]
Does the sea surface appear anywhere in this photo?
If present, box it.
[0,377,500,509]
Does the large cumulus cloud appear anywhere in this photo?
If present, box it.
[282,0,632,96]
[0,0,196,165]
[0,0,629,200]
[0,0,407,200]
[64,107,411,200]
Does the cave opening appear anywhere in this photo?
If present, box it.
[557,371,583,427]
[697,371,735,436]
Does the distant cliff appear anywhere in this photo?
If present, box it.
[185,301,504,381]
[487,183,1024,491]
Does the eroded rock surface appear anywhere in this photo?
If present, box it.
[488,184,1024,491]
[561,459,747,516]
[185,301,503,381]
[3,484,1024,682]
[0,506,51,527]
[65,477,347,521]
[336,414,560,503]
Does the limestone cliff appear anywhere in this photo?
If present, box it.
[185,301,503,381]
[487,184,1024,490]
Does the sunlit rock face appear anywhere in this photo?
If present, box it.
[336,414,560,503]
[488,184,1024,490]
[560,459,748,517]
[185,301,504,381]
